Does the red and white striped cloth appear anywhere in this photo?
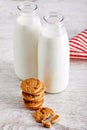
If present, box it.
[69,29,87,59]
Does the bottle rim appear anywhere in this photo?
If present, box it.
[43,12,64,24]
[17,2,38,13]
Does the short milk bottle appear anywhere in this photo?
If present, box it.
[38,13,69,93]
[14,2,41,80]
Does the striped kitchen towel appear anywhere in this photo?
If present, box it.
[69,29,87,59]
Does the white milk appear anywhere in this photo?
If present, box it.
[14,3,41,80]
[38,15,69,93]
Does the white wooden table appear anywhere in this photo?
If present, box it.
[0,0,87,130]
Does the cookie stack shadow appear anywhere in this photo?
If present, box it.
[20,78,45,110]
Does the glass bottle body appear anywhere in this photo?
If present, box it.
[38,13,70,93]
[14,3,41,80]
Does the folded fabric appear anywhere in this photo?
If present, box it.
[69,29,87,59]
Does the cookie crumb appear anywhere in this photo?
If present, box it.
[42,121,51,128]
[51,114,60,124]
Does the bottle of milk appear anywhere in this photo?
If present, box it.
[14,2,41,80]
[38,13,70,93]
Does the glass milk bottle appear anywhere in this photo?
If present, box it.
[38,13,70,93]
[14,2,41,80]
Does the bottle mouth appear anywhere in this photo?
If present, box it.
[43,12,64,24]
[17,2,38,13]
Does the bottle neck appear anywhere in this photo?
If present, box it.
[42,13,65,37]
[43,13,64,27]
[17,2,38,16]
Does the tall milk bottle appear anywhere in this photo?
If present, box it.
[38,13,70,93]
[14,2,41,80]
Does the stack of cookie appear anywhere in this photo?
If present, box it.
[21,78,45,110]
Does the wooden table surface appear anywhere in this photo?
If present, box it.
[0,0,87,130]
